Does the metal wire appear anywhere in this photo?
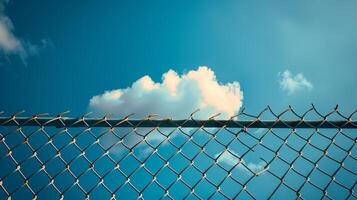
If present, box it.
[0,105,356,199]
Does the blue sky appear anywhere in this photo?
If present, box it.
[0,1,356,199]
[1,0,356,117]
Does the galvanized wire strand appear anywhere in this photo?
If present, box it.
[0,106,356,199]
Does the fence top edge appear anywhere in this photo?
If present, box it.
[0,117,357,129]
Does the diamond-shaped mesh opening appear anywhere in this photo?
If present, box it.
[0,107,356,199]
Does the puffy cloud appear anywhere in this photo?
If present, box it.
[91,66,243,158]
[215,150,267,175]
[278,70,313,95]
[89,66,243,119]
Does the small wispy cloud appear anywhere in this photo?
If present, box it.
[0,17,22,53]
[215,150,267,175]
[278,70,313,95]
[0,0,48,64]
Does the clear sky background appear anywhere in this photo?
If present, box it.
[0,1,356,199]
[1,0,357,117]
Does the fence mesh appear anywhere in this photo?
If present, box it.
[0,106,356,199]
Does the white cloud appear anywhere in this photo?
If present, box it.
[215,150,267,175]
[89,66,243,119]
[0,0,46,64]
[216,150,239,166]
[278,70,313,95]
[90,66,243,158]
[0,17,22,53]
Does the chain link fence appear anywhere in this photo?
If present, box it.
[0,106,356,199]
